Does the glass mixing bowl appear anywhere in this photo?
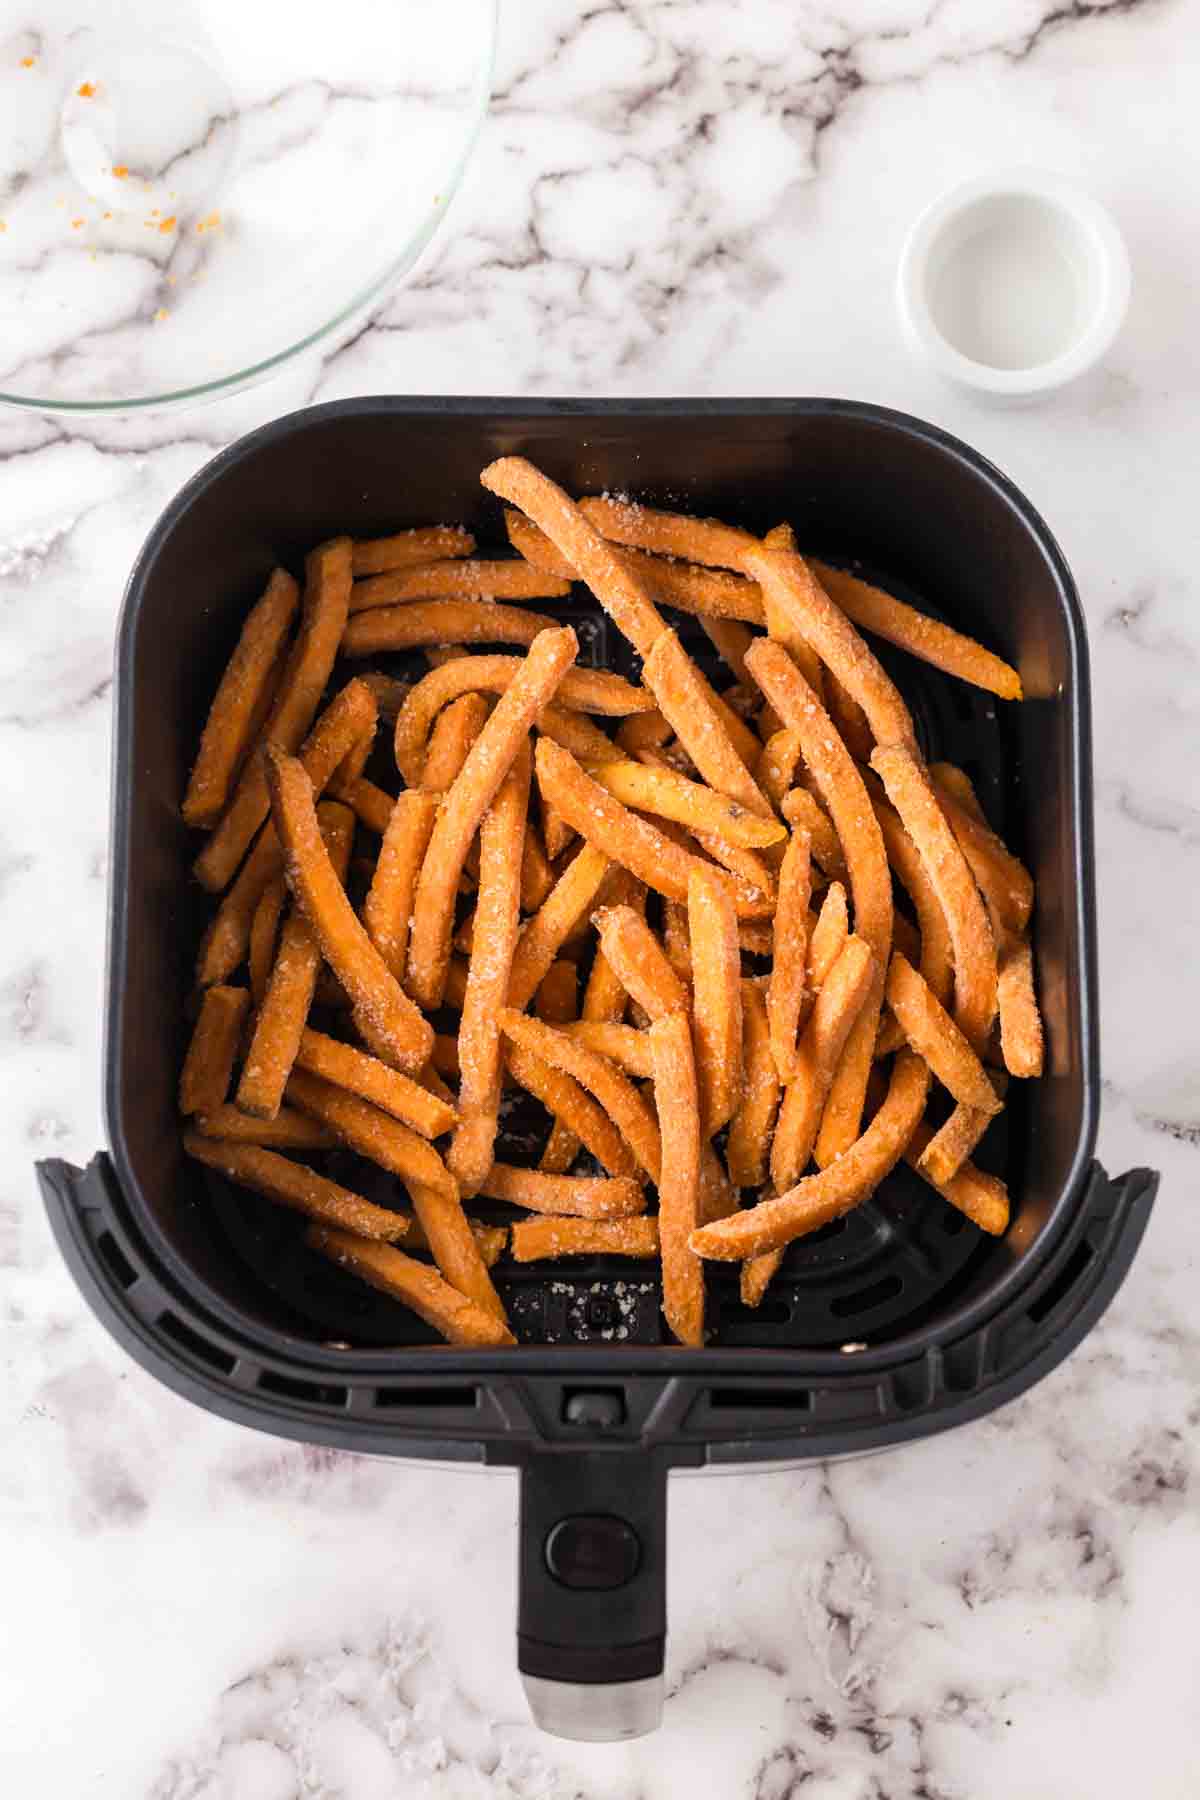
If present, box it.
[0,0,496,411]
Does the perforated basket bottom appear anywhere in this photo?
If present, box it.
[200,559,1018,1351]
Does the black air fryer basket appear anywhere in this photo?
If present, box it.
[39,400,1158,1741]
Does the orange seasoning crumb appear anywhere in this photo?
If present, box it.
[71,217,85,229]
[112,165,129,179]
[154,307,169,322]
[103,210,113,220]
[0,222,6,233]
[20,56,35,68]
[77,81,96,97]
[196,209,222,234]
[157,215,176,233]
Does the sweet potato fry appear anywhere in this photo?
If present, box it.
[642,630,772,813]
[917,1073,1007,1186]
[407,628,578,1009]
[265,753,434,1077]
[505,1042,637,1179]
[520,827,556,913]
[343,598,561,656]
[536,705,626,769]
[870,743,997,1055]
[357,673,410,722]
[663,899,695,981]
[192,1104,333,1149]
[535,959,578,1024]
[482,459,668,655]
[351,524,475,577]
[871,792,954,1011]
[341,778,394,835]
[184,1132,409,1241]
[767,830,812,1082]
[904,1122,1010,1234]
[416,1062,457,1107]
[687,828,777,910]
[507,842,611,1010]
[780,786,847,882]
[771,936,876,1192]
[577,493,758,573]
[504,507,576,577]
[248,876,286,1007]
[195,538,352,892]
[592,904,689,1022]
[808,881,849,989]
[394,653,647,785]
[741,543,916,754]
[755,730,801,811]
[448,742,531,1193]
[928,761,987,824]
[362,791,439,984]
[284,1067,457,1198]
[929,773,1034,937]
[295,1028,456,1139]
[616,710,673,759]
[179,985,250,1116]
[725,979,781,1189]
[560,1022,656,1078]
[479,1164,646,1218]
[691,1050,930,1259]
[823,673,874,765]
[534,962,581,1171]
[743,932,877,1306]
[237,801,354,1119]
[403,1215,507,1267]
[698,1141,739,1225]
[700,616,756,683]
[430,1034,460,1077]
[183,568,299,829]
[535,738,766,918]
[486,463,765,780]
[810,560,1023,702]
[288,1071,506,1327]
[886,952,1003,1114]
[350,558,571,611]
[746,639,892,1164]
[501,1009,662,1183]
[307,1225,514,1346]
[512,503,766,624]
[997,938,1044,1077]
[584,759,785,850]
[649,1010,704,1345]
[197,677,378,986]
[420,691,490,792]
[509,1216,659,1262]
[688,864,742,1136]
[541,800,576,861]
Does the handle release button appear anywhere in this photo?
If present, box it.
[545,1515,642,1590]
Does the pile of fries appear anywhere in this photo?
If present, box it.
[179,458,1042,1349]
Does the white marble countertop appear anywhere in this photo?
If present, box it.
[4,2,1199,1795]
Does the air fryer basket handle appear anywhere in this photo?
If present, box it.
[517,1448,670,1741]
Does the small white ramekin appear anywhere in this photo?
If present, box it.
[897,171,1131,400]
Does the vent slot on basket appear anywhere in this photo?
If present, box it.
[258,1369,348,1406]
[158,1309,236,1375]
[375,1385,478,1410]
[96,1229,138,1290]
[1027,1240,1094,1325]
[707,1386,813,1413]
